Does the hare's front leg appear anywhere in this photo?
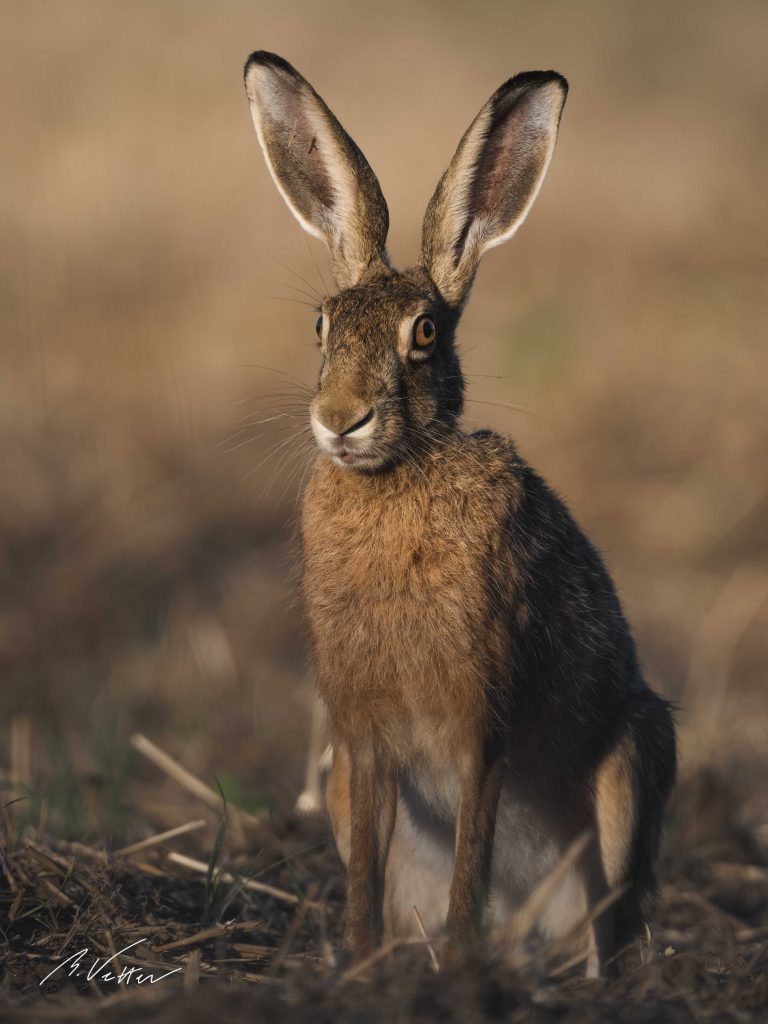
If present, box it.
[343,739,397,961]
[446,743,504,951]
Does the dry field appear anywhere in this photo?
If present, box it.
[1,1,767,1020]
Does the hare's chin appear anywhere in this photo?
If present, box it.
[331,452,372,470]
[337,451,362,466]
[323,449,383,471]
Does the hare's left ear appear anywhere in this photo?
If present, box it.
[421,71,567,307]
[244,51,389,289]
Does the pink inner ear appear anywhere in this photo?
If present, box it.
[263,80,336,214]
[468,87,549,227]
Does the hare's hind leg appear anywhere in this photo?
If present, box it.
[593,694,676,974]
[588,733,634,977]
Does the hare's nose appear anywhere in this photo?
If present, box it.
[341,408,375,436]
[314,405,375,438]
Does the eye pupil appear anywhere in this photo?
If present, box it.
[414,316,436,348]
[315,315,323,340]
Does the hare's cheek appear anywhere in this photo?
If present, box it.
[374,410,402,451]
[407,388,438,429]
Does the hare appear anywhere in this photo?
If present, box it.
[243,52,676,974]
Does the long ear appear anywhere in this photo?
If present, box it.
[244,51,389,289]
[421,71,567,307]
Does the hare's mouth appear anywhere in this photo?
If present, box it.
[310,409,385,470]
[337,450,363,466]
[313,432,382,470]
[328,446,384,471]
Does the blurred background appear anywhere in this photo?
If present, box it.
[1,0,767,843]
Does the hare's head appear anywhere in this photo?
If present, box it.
[244,53,567,472]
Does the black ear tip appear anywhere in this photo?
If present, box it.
[243,50,296,82]
[547,71,569,97]
[504,70,569,98]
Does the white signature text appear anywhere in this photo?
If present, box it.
[40,938,182,987]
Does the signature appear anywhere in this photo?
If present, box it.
[40,938,182,987]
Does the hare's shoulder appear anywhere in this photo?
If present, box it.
[460,428,525,475]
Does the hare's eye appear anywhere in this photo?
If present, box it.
[315,314,323,341]
[413,316,436,348]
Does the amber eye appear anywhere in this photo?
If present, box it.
[315,314,323,342]
[413,316,436,348]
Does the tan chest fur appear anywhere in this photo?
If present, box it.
[301,435,520,759]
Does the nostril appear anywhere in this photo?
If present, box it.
[343,408,374,436]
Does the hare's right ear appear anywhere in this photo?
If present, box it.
[421,71,567,307]
[244,52,389,289]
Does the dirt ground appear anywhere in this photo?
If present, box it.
[1,765,768,1022]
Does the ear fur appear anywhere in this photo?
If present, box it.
[244,52,389,289]
[421,71,568,307]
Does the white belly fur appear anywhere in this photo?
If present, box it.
[385,765,587,943]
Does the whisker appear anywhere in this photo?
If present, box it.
[465,397,539,416]
[267,296,319,309]
[243,428,313,481]
[303,234,330,298]
[262,437,315,502]
[258,436,315,507]
[217,421,302,455]
[376,389,536,418]
[275,443,315,506]
[235,366,315,394]
[277,282,323,305]
[236,407,307,426]
[293,445,317,512]
[251,275,322,306]
[233,394,313,410]
[462,373,516,381]
[274,259,323,301]
[232,411,300,429]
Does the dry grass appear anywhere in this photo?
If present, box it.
[1,0,767,1019]
[1,743,767,1021]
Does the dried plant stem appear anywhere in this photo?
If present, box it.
[411,905,440,973]
[340,937,433,983]
[68,840,108,864]
[153,919,264,953]
[115,819,207,858]
[130,733,262,840]
[505,831,591,951]
[166,851,323,909]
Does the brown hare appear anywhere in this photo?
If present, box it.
[243,52,676,975]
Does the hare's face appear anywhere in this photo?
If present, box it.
[246,53,567,471]
[309,270,463,472]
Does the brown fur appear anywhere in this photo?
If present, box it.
[305,439,516,954]
[243,52,677,971]
[596,732,637,889]
[302,439,520,749]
